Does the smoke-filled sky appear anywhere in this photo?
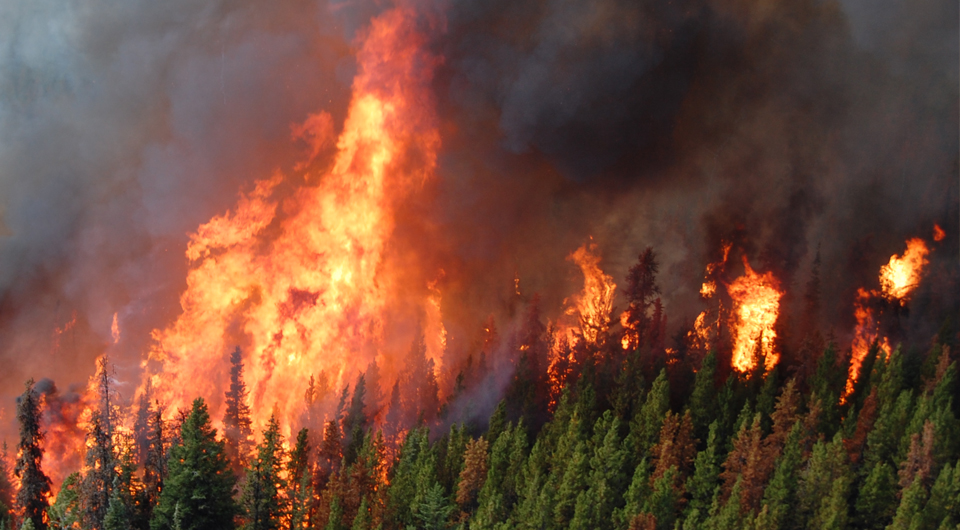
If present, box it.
[0,0,956,423]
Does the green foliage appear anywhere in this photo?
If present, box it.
[150,398,236,530]
[242,415,286,530]
[854,461,897,528]
[631,369,670,456]
[48,473,81,530]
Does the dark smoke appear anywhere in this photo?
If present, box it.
[0,0,956,439]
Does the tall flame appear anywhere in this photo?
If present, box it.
[728,257,781,372]
[145,6,441,434]
[845,237,930,398]
[566,243,616,346]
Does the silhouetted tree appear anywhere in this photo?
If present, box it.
[15,379,51,530]
[224,346,254,475]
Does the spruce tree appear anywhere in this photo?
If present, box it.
[287,428,312,530]
[150,398,236,530]
[48,473,81,530]
[224,346,254,475]
[631,370,670,457]
[0,443,14,528]
[242,415,287,530]
[15,379,51,530]
[456,437,489,512]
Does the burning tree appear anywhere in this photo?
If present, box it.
[15,379,51,530]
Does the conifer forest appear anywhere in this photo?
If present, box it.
[0,0,955,528]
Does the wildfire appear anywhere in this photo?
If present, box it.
[845,237,931,399]
[566,243,616,346]
[143,5,443,436]
[878,238,929,303]
[111,313,120,345]
[728,257,781,373]
[933,224,945,241]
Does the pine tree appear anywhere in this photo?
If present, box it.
[853,461,897,529]
[288,428,312,530]
[143,402,166,517]
[615,458,651,530]
[411,483,455,530]
[242,415,287,530]
[456,437,489,512]
[686,421,721,518]
[81,414,115,530]
[0,443,14,528]
[689,352,718,441]
[719,412,763,513]
[48,473,81,530]
[224,346,254,475]
[315,420,342,494]
[622,248,660,351]
[343,374,368,467]
[796,434,850,528]
[570,411,628,529]
[755,422,803,530]
[150,398,236,530]
[631,370,670,457]
[15,379,51,530]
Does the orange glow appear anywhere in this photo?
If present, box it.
[933,224,945,242]
[844,237,931,399]
[566,243,616,346]
[879,238,929,303]
[111,313,120,344]
[142,6,443,437]
[728,257,781,372]
[844,288,891,400]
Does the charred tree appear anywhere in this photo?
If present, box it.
[15,379,51,530]
[223,346,254,476]
[81,357,118,530]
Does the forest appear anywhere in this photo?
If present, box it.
[1,248,958,530]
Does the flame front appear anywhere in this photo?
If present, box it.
[728,258,781,373]
[145,6,441,434]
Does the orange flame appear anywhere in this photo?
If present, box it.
[728,257,781,372]
[111,313,120,345]
[933,224,945,242]
[845,237,930,399]
[879,238,929,303]
[143,6,442,436]
[566,243,616,346]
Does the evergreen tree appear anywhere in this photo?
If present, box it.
[0,443,14,528]
[143,402,166,518]
[224,346,254,475]
[686,421,721,518]
[150,398,236,530]
[411,483,455,530]
[456,437,488,512]
[615,458,651,530]
[622,248,660,351]
[631,370,670,457]
[343,375,368,468]
[80,413,114,530]
[48,473,81,530]
[15,379,51,530]
[570,411,628,529]
[689,352,718,441]
[854,461,897,529]
[242,415,287,530]
[288,428,312,530]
